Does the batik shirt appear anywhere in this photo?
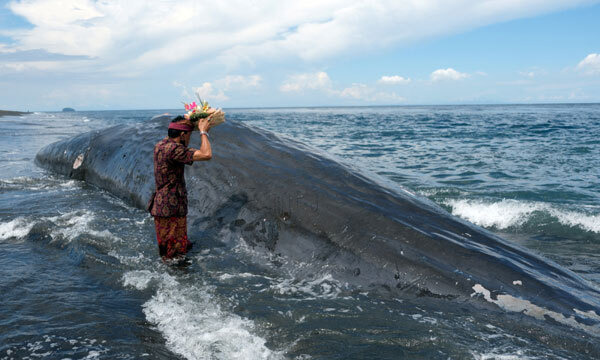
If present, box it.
[150,138,196,217]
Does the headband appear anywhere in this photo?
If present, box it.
[168,122,193,132]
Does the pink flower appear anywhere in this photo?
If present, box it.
[190,101,197,109]
[184,103,190,111]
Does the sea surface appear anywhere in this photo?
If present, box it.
[1,104,599,359]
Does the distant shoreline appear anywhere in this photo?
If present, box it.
[0,110,31,118]
[3,103,600,114]
[35,102,600,112]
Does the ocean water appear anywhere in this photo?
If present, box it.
[1,104,599,359]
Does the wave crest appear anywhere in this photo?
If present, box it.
[446,199,600,234]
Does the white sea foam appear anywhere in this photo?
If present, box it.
[270,274,348,300]
[83,350,101,359]
[109,251,148,266]
[142,276,283,360]
[216,272,271,281]
[418,188,468,197]
[446,199,600,233]
[409,313,438,325]
[1,335,108,360]
[2,211,121,246]
[48,211,121,244]
[552,209,600,233]
[471,351,540,360]
[0,176,77,191]
[0,217,34,242]
[446,199,541,229]
[60,180,77,188]
[122,270,161,290]
[472,318,564,359]
[124,270,283,358]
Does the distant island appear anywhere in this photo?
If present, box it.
[0,110,31,118]
[62,107,76,112]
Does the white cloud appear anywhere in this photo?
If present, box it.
[497,79,533,86]
[280,72,332,92]
[430,68,469,82]
[43,85,112,101]
[520,71,536,78]
[577,53,600,75]
[9,0,110,57]
[34,83,124,109]
[338,83,405,102]
[339,83,369,99]
[279,72,404,102]
[4,1,600,108]
[4,0,598,73]
[216,75,262,91]
[0,61,65,74]
[172,81,192,99]
[378,75,411,85]
[193,82,229,102]
[517,67,547,78]
[0,44,15,53]
[180,75,261,103]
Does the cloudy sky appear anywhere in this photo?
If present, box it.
[1,0,599,110]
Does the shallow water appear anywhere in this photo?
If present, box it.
[1,105,599,359]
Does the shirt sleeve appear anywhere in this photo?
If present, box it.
[170,144,195,164]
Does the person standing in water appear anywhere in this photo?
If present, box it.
[148,113,214,260]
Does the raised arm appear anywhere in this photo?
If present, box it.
[192,116,212,161]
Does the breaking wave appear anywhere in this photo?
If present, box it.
[123,270,284,360]
[0,217,36,242]
[446,198,600,234]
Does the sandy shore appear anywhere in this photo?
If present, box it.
[0,110,31,118]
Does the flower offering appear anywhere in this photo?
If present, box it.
[183,92,226,129]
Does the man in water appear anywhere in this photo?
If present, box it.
[149,114,214,260]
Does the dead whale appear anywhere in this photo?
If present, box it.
[35,115,600,334]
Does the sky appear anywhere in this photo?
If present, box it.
[0,0,599,110]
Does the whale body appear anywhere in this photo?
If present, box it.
[35,115,600,334]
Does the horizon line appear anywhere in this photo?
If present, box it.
[18,101,600,113]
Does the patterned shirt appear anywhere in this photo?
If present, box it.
[150,138,196,217]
